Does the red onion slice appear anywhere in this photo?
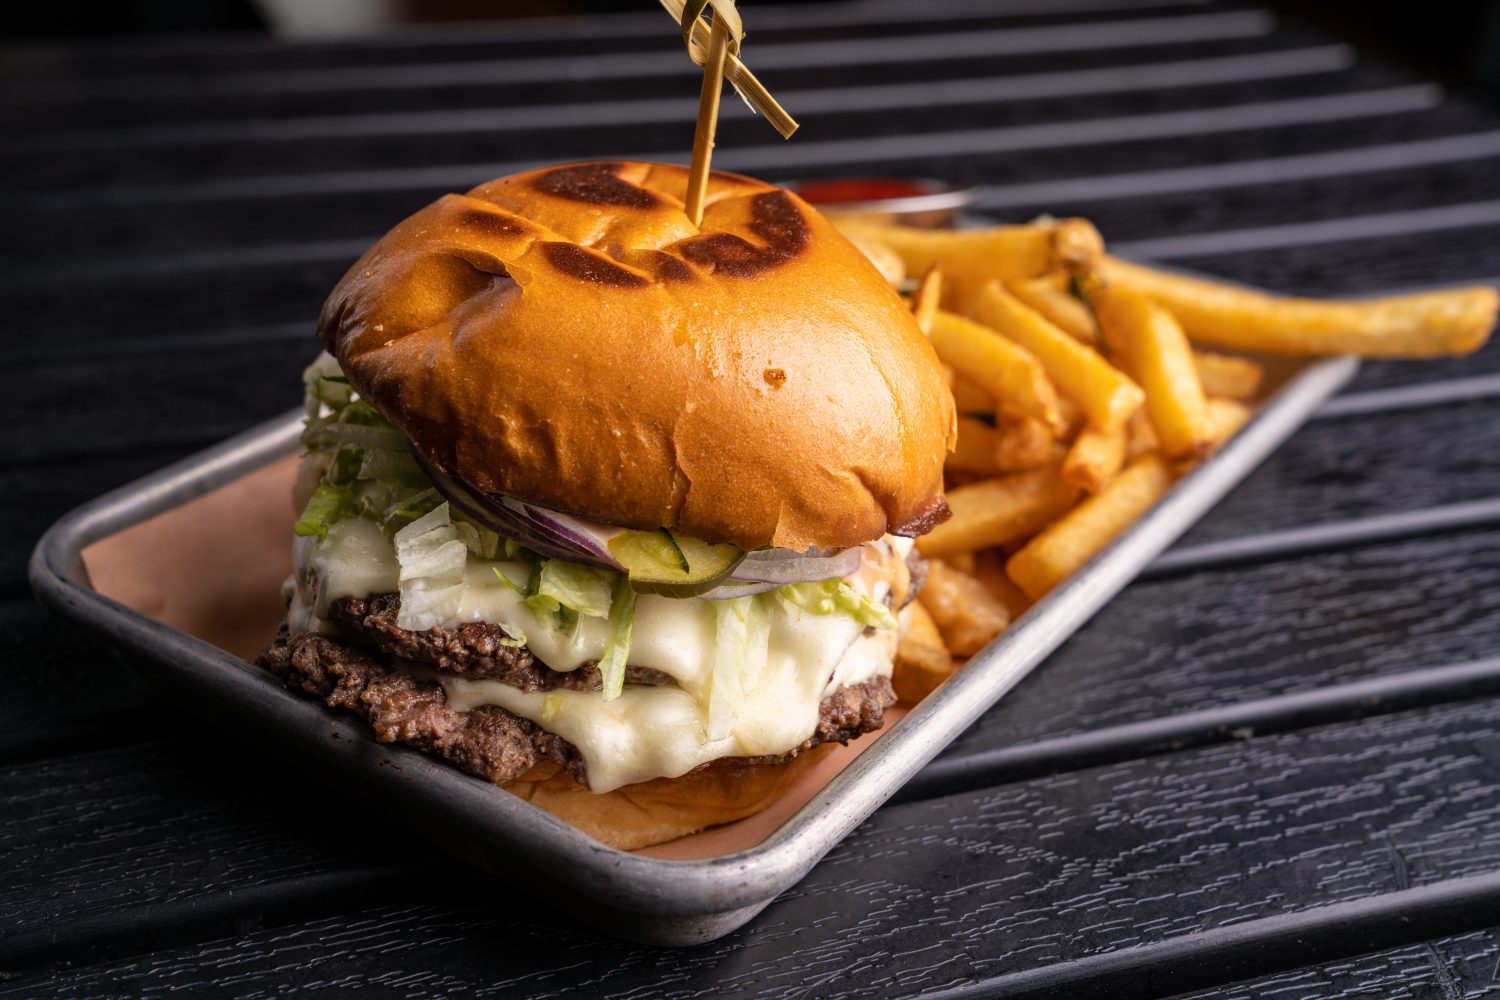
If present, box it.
[415,452,865,586]
[729,546,864,585]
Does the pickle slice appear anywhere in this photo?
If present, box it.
[608,529,745,597]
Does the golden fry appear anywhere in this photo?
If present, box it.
[919,561,1012,657]
[1192,351,1263,401]
[918,467,1081,558]
[972,550,1033,620]
[835,217,1103,283]
[893,602,955,704]
[1103,256,1498,358]
[911,265,942,337]
[994,416,1057,472]
[1125,409,1161,459]
[947,415,1003,477]
[1055,396,1085,441]
[1006,456,1174,600]
[1061,421,1127,494]
[951,280,1144,431]
[929,309,1062,428]
[1097,286,1214,459]
[1205,396,1252,447]
[941,552,978,575]
[1008,273,1096,344]
[950,377,995,415]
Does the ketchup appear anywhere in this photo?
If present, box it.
[794,178,933,205]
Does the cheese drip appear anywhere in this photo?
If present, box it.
[287,517,908,791]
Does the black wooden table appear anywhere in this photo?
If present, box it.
[7,2,1500,996]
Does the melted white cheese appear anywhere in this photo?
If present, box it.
[287,519,907,792]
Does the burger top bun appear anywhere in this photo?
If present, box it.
[319,161,956,552]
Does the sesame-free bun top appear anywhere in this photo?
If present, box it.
[319,161,955,552]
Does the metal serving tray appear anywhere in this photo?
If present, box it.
[30,354,1358,946]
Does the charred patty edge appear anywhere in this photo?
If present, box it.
[256,621,895,792]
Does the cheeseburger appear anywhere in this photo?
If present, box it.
[259,161,956,849]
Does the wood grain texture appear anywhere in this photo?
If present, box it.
[1178,393,1500,547]
[8,697,1500,997]
[1168,929,1500,999]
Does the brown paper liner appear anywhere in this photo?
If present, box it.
[82,454,901,859]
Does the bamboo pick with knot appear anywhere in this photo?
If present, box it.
[662,0,799,226]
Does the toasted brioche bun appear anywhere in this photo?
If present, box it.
[319,161,955,552]
[505,746,833,850]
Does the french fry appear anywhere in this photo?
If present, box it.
[1006,456,1174,600]
[950,377,995,415]
[994,416,1056,472]
[917,467,1081,558]
[941,552,977,575]
[910,265,942,337]
[1192,351,1263,401]
[919,561,1011,657]
[1055,396,1085,440]
[951,280,1144,431]
[1103,256,1499,358]
[1097,286,1214,459]
[1205,396,1252,446]
[947,415,1003,477]
[972,549,1033,620]
[848,235,905,288]
[1125,409,1161,459]
[835,217,1104,283]
[1008,272,1096,344]
[1061,421,1127,494]
[893,601,955,703]
[929,309,1062,429]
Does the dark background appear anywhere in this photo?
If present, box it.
[7,1,1500,110]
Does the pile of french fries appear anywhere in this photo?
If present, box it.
[837,216,1500,704]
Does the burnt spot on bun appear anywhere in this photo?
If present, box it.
[654,254,699,283]
[455,207,530,239]
[678,191,810,278]
[539,242,651,288]
[889,493,952,538]
[533,162,657,209]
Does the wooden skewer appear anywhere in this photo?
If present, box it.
[685,14,733,227]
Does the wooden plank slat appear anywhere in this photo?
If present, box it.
[7,697,1500,996]
[1166,929,1500,999]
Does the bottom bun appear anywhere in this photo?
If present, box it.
[504,746,836,850]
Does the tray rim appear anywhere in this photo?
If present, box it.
[28,353,1360,943]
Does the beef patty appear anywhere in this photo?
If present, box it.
[326,593,674,692]
[256,616,896,791]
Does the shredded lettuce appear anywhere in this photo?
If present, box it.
[382,487,443,528]
[392,503,469,631]
[526,560,616,620]
[293,480,352,543]
[541,692,563,721]
[776,579,898,630]
[597,575,638,701]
